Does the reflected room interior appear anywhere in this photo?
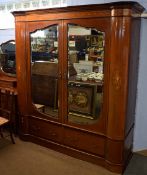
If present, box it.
[31,25,59,118]
[68,24,105,125]
[30,24,105,125]
[0,40,16,76]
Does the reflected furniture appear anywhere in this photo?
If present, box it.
[13,2,144,173]
[34,104,45,113]
[32,61,58,108]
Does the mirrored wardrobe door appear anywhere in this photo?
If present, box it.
[63,19,109,133]
[30,24,60,119]
[67,24,105,124]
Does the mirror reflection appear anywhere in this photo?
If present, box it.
[30,25,59,118]
[0,40,16,75]
[68,24,105,125]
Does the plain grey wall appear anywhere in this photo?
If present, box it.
[133,18,147,151]
[0,29,15,44]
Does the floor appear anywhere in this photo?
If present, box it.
[0,137,118,175]
[0,136,147,175]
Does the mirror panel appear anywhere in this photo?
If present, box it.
[30,25,59,118]
[67,24,105,125]
[0,40,16,76]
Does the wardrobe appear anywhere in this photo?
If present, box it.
[13,1,144,173]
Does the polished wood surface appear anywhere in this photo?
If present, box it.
[13,2,144,174]
[0,73,17,93]
[0,77,18,134]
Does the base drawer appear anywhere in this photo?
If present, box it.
[63,127,105,156]
[28,117,62,143]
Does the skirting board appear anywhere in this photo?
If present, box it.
[135,150,147,156]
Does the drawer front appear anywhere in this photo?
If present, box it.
[63,127,105,156]
[28,117,62,143]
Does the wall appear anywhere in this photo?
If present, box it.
[0,28,15,44]
[0,12,15,29]
[133,19,147,151]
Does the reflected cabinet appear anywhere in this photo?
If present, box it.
[13,2,144,173]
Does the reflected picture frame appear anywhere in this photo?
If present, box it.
[68,81,97,118]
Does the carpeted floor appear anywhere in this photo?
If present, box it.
[123,153,147,175]
[0,137,147,175]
